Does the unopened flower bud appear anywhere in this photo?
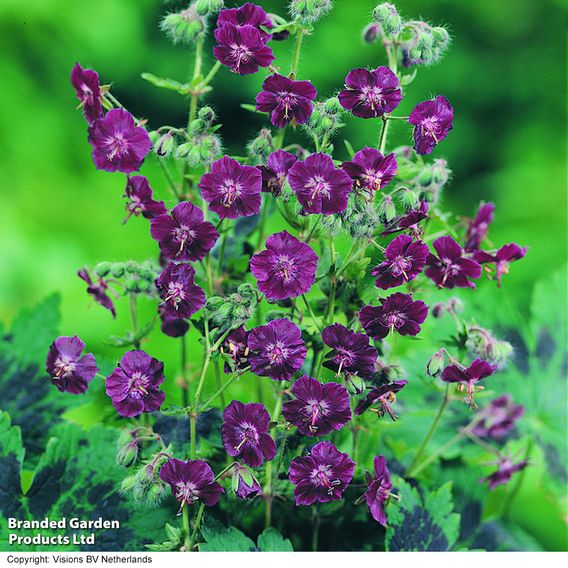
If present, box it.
[189,118,207,136]
[363,22,381,43]
[195,0,224,16]
[372,3,402,36]
[110,262,125,278]
[289,0,333,26]
[117,441,139,467]
[198,105,216,125]
[232,464,261,500]
[399,187,420,211]
[426,349,445,377]
[379,194,397,223]
[154,132,175,158]
[431,27,450,49]
[432,302,446,318]
[487,340,514,370]
[346,374,366,395]
[447,297,464,313]
[94,262,112,278]
[247,128,274,164]
[160,5,206,45]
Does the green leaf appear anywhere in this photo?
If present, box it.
[199,518,255,552]
[257,528,294,551]
[240,103,266,114]
[141,72,190,94]
[386,478,461,551]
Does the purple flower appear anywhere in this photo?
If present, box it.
[255,74,317,128]
[341,147,397,194]
[372,234,430,289]
[70,63,103,125]
[282,375,352,436]
[365,456,392,526]
[46,336,98,394]
[482,457,528,490]
[220,326,250,374]
[159,310,190,338]
[247,318,306,381]
[426,236,482,289]
[322,323,378,378]
[105,350,166,417]
[359,293,428,340]
[380,200,429,236]
[250,231,318,300]
[159,458,223,510]
[441,358,497,407]
[289,441,355,506]
[155,262,206,320]
[472,394,525,439]
[464,202,495,251]
[338,67,402,119]
[232,464,262,500]
[217,2,273,42]
[198,155,262,219]
[288,153,353,215]
[258,150,298,195]
[221,400,277,467]
[150,202,219,262]
[77,268,116,318]
[88,108,152,173]
[124,175,167,222]
[409,95,454,155]
[213,23,274,75]
[354,380,408,420]
[473,243,528,287]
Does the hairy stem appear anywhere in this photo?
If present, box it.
[181,335,189,407]
[290,27,305,75]
[129,293,140,349]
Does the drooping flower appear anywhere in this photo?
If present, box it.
[70,63,103,125]
[322,323,377,378]
[221,400,277,467]
[482,457,529,490]
[77,268,116,318]
[365,456,393,526]
[220,326,250,374]
[216,2,274,42]
[372,234,430,289]
[472,394,525,439]
[159,309,190,338]
[250,231,318,300]
[409,95,454,155]
[88,108,152,173]
[473,243,528,287]
[359,293,428,340]
[380,200,429,236]
[155,262,206,320]
[282,375,352,436]
[341,147,397,194]
[289,441,355,505]
[441,358,497,407]
[464,202,495,251]
[198,155,262,219]
[106,350,166,417]
[288,153,353,214]
[258,150,298,195]
[255,74,317,128]
[247,318,306,381]
[46,336,98,394]
[150,202,219,262]
[425,236,482,289]
[338,66,402,119]
[213,23,274,75]
[232,463,262,500]
[159,458,224,511]
[354,380,408,419]
[124,176,167,222]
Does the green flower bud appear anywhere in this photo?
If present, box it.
[175,142,192,159]
[189,118,207,136]
[289,0,333,26]
[378,194,397,223]
[198,106,216,125]
[148,131,160,144]
[417,30,434,50]
[160,5,206,45]
[346,374,366,396]
[342,196,379,240]
[125,278,140,293]
[247,128,274,165]
[431,26,450,49]
[399,187,420,211]
[372,3,402,36]
[94,262,112,278]
[304,99,342,138]
[117,441,139,468]
[195,0,224,17]
[110,263,125,278]
[426,349,445,377]
[137,279,151,293]
[154,132,175,158]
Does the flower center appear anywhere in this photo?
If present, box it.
[173,225,196,255]
[54,357,76,378]
[421,118,440,141]
[361,86,384,110]
[265,342,289,365]
[311,465,341,494]
[175,481,199,505]
[231,43,252,70]
[334,348,355,373]
[80,85,94,105]
[165,281,185,308]
[106,132,129,160]
[363,169,383,189]
[277,91,298,118]
[235,422,259,451]
[128,371,149,398]
[379,310,406,329]
[306,175,331,202]
[274,255,296,282]
[304,399,329,430]
[390,256,412,278]
[221,179,241,206]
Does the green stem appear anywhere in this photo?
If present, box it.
[264,385,284,529]
[378,116,390,154]
[290,27,305,75]
[406,384,450,474]
[256,196,269,250]
[157,158,181,200]
[187,503,205,552]
[326,240,337,325]
[311,504,320,551]
[129,293,140,349]
[198,368,246,412]
[408,431,465,478]
[181,335,189,407]
[201,61,221,87]
[187,35,204,128]
[182,505,191,550]
[500,440,534,519]
[301,294,323,333]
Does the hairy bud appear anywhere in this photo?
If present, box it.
[466,326,513,370]
[198,105,217,125]
[426,349,445,377]
[401,21,451,67]
[247,128,274,165]
[341,196,379,240]
[304,98,343,139]
[117,441,139,468]
[160,4,206,45]
[362,22,381,44]
[154,132,175,158]
[195,0,224,16]
[289,0,333,25]
[378,194,397,223]
[205,283,258,333]
[372,3,402,36]
[345,374,366,396]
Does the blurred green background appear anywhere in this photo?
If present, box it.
[0,0,566,551]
